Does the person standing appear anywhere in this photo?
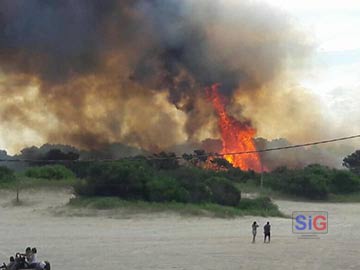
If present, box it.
[264,221,271,243]
[252,221,259,243]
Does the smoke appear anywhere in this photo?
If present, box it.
[255,138,348,170]
[0,0,331,164]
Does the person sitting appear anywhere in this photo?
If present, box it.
[28,248,39,268]
[24,247,32,267]
[1,256,16,270]
[5,252,27,270]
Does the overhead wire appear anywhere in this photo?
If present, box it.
[0,134,359,162]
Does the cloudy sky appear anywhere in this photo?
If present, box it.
[264,0,360,134]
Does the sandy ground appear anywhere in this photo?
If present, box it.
[0,188,359,270]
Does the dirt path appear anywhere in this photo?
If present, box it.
[0,189,359,270]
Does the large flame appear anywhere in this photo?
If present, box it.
[207,84,262,172]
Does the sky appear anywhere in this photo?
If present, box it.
[263,0,360,134]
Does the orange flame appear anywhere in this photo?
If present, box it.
[207,84,262,172]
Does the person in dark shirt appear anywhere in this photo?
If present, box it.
[264,221,271,243]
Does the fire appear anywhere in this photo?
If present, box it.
[207,84,262,172]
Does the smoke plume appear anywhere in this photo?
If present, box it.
[0,0,329,163]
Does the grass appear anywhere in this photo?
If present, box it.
[235,181,360,202]
[235,182,274,195]
[237,181,360,203]
[328,192,360,203]
[68,196,285,218]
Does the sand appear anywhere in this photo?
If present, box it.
[0,188,359,270]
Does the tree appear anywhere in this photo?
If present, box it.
[44,149,79,160]
[182,150,209,168]
[330,170,360,194]
[149,152,179,170]
[75,160,152,199]
[343,150,360,175]
[210,158,233,170]
[194,150,208,162]
[206,177,241,206]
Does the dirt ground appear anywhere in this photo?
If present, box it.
[0,188,359,270]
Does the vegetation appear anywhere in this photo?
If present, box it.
[0,148,359,216]
[25,165,75,180]
[264,164,360,200]
[68,195,283,218]
[0,166,16,183]
[74,161,242,207]
[343,150,360,175]
[206,177,240,206]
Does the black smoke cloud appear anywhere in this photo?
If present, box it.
[0,0,297,96]
[0,0,317,159]
[0,0,125,81]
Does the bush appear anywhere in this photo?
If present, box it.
[217,168,257,183]
[25,165,75,180]
[146,176,189,202]
[330,170,360,194]
[266,165,330,199]
[168,167,212,203]
[75,161,152,199]
[0,166,16,182]
[71,158,255,209]
[238,196,278,212]
[66,162,93,178]
[207,177,241,206]
[343,150,360,175]
[75,163,243,206]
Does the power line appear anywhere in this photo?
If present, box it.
[218,134,360,156]
[0,134,359,162]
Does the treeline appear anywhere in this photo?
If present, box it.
[264,164,360,199]
[73,160,250,206]
[0,149,359,202]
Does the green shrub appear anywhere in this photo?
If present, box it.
[238,196,278,211]
[185,181,212,203]
[330,170,360,194]
[266,165,330,199]
[301,174,329,199]
[217,168,257,183]
[75,161,152,199]
[168,167,212,203]
[73,160,249,206]
[0,166,16,182]
[25,165,75,180]
[207,177,241,206]
[146,176,189,202]
[237,196,282,216]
